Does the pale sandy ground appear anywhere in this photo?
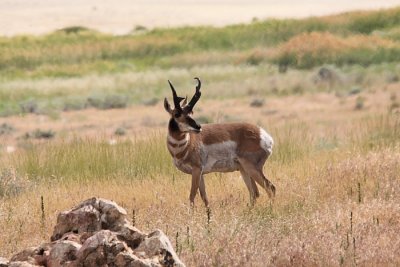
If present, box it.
[1,0,400,36]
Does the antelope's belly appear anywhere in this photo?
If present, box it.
[201,141,239,174]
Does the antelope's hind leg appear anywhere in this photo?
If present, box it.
[238,158,276,199]
[239,166,260,206]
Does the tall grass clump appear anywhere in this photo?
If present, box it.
[351,114,400,152]
[270,122,314,164]
[11,134,178,182]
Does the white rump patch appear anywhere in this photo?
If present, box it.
[259,127,273,155]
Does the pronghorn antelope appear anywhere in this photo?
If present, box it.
[164,78,275,207]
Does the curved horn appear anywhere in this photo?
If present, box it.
[184,77,202,113]
[182,95,188,107]
[168,80,184,110]
[194,77,201,91]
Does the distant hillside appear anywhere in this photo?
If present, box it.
[1,7,400,80]
[1,0,399,36]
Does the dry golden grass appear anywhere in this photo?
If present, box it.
[1,147,399,266]
[1,83,399,265]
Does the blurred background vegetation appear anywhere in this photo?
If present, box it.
[1,7,400,117]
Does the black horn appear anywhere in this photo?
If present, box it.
[184,77,202,113]
[168,80,185,110]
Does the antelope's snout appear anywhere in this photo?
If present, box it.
[186,116,202,133]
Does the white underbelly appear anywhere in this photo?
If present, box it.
[201,141,239,174]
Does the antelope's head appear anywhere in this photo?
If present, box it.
[164,77,202,133]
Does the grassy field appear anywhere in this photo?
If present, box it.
[1,7,400,266]
[1,7,400,117]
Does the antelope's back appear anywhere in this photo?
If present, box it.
[198,122,273,154]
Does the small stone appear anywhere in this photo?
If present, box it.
[10,247,39,264]
[51,204,101,241]
[136,230,185,267]
[9,262,36,267]
[117,223,145,249]
[98,198,127,230]
[0,257,9,267]
[115,252,158,267]
[48,240,81,266]
[250,99,264,107]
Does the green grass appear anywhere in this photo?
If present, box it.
[1,7,400,117]
[1,7,400,80]
[8,134,177,182]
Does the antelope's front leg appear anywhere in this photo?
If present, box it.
[189,167,202,206]
[198,173,209,208]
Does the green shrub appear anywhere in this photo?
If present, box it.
[0,169,27,198]
[63,96,88,111]
[26,129,56,139]
[86,94,129,110]
[347,9,400,34]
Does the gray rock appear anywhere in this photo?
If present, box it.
[98,198,128,230]
[3,198,185,267]
[115,252,159,267]
[48,240,81,266]
[117,223,145,249]
[312,66,342,88]
[10,244,50,265]
[77,230,119,266]
[136,230,185,267]
[0,257,8,267]
[0,123,14,136]
[9,262,36,267]
[51,204,101,241]
[250,99,264,107]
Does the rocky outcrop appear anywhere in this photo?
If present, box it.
[0,257,9,267]
[2,198,185,267]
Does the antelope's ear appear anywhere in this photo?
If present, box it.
[164,98,172,114]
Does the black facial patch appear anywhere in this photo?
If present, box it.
[186,116,201,130]
[168,118,180,132]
